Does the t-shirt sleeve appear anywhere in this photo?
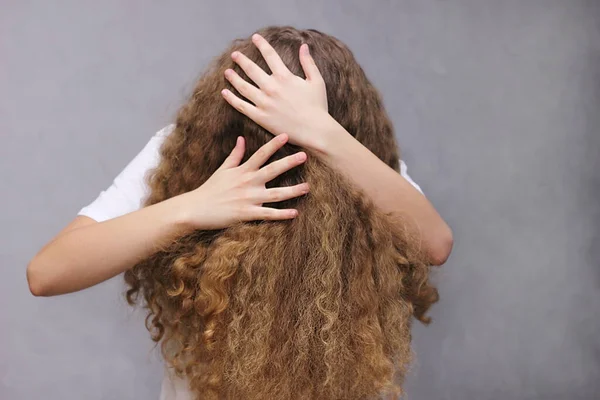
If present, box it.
[399,159,424,195]
[79,126,422,222]
[77,124,175,222]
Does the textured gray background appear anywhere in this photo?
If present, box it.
[1,0,599,399]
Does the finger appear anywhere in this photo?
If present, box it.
[248,206,298,221]
[299,43,323,82]
[224,68,263,105]
[262,183,310,203]
[221,89,261,120]
[243,134,289,170]
[256,151,307,183]
[251,33,291,76]
[231,51,270,88]
[219,136,245,170]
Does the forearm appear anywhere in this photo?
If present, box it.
[27,196,192,296]
[313,118,453,265]
[27,135,308,297]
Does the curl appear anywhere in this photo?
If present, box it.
[125,26,438,400]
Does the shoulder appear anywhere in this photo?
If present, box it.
[77,124,176,222]
[141,123,175,158]
[118,123,175,181]
[156,123,176,139]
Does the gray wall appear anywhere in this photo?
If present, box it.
[1,0,598,399]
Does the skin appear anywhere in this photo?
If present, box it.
[27,135,308,296]
[222,34,453,265]
[27,34,452,297]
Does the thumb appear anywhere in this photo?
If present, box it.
[219,136,245,170]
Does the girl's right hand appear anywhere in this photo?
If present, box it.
[173,133,309,231]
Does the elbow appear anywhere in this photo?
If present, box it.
[428,225,454,266]
[27,256,51,297]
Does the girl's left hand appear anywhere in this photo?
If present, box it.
[221,33,334,150]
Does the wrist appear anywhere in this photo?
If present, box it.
[309,116,359,162]
[161,193,199,232]
[305,113,344,156]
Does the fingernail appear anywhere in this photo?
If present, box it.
[279,134,288,143]
[252,34,260,42]
[221,89,229,96]
[301,44,309,55]
[302,183,310,193]
[231,51,239,59]
[291,209,298,217]
[296,152,307,161]
[225,69,232,77]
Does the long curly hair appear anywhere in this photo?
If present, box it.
[124,26,438,400]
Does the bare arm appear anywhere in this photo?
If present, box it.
[27,134,308,296]
[27,200,190,297]
[314,118,453,265]
[221,34,453,265]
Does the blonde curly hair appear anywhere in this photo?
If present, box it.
[124,26,438,400]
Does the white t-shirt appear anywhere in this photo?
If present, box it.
[77,124,423,399]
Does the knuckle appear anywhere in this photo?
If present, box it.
[279,71,293,81]
[241,80,253,93]
[234,79,246,93]
[263,164,276,176]
[254,93,267,107]
[245,85,256,99]
[263,83,278,96]
[253,106,267,120]
[262,47,274,58]
[256,148,268,160]
[270,190,282,202]
[236,60,247,71]
[249,63,261,75]
[265,209,277,219]
[236,173,250,187]
[260,99,274,112]
[232,207,244,220]
[241,204,254,216]
[236,206,251,222]
[273,74,286,85]
[257,208,269,220]
[239,88,250,101]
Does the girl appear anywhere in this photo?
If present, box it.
[28,27,452,399]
